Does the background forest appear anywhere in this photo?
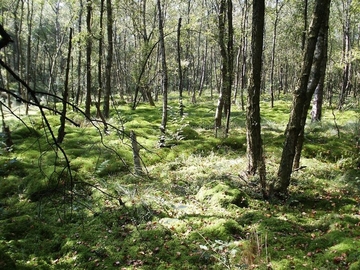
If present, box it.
[0,0,360,269]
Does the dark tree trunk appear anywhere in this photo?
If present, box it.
[274,0,331,196]
[75,0,83,107]
[338,0,351,110]
[270,0,282,108]
[214,0,233,137]
[157,0,168,134]
[302,0,308,51]
[103,0,113,118]
[57,28,73,143]
[294,12,330,169]
[85,0,92,117]
[96,0,104,118]
[246,0,267,198]
[311,31,329,122]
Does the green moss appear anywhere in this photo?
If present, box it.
[0,247,16,270]
[196,181,249,208]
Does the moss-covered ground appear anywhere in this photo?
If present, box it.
[0,93,359,269]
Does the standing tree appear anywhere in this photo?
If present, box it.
[85,0,92,117]
[246,0,267,199]
[103,0,113,118]
[214,0,234,137]
[269,0,283,108]
[177,17,184,116]
[274,0,331,197]
[157,0,168,134]
[338,0,352,110]
[96,0,104,117]
[294,6,330,169]
[57,28,73,143]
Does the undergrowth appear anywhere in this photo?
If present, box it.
[0,94,359,269]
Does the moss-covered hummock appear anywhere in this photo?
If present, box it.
[196,181,249,208]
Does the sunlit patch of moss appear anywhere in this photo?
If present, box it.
[196,181,249,208]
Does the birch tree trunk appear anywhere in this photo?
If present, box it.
[274,0,331,196]
[246,0,267,199]
[103,0,113,118]
[85,0,92,117]
[157,0,168,134]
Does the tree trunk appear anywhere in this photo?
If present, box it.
[85,0,92,117]
[239,0,249,111]
[246,0,267,199]
[57,28,73,143]
[311,31,329,122]
[270,0,282,108]
[338,0,352,110]
[177,17,184,116]
[214,0,233,137]
[302,0,308,51]
[25,0,34,115]
[157,0,168,134]
[103,0,113,118]
[274,0,331,197]
[75,0,83,107]
[294,12,330,169]
[96,0,104,118]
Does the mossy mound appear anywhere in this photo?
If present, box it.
[197,218,243,240]
[196,181,249,208]
[176,126,200,140]
[11,126,41,139]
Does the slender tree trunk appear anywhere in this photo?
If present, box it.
[338,0,352,110]
[246,0,267,199]
[240,0,248,111]
[25,0,34,115]
[311,33,329,122]
[302,0,308,51]
[85,0,92,117]
[97,0,104,117]
[270,0,281,108]
[75,0,83,107]
[103,0,113,118]
[58,28,73,143]
[214,0,233,137]
[157,0,168,134]
[177,17,184,116]
[224,0,233,136]
[294,12,330,169]
[274,0,331,196]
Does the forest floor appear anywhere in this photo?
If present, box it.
[0,94,360,269]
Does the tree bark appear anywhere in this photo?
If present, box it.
[311,22,329,122]
[274,0,331,196]
[85,0,92,117]
[75,0,83,107]
[294,11,330,169]
[103,0,113,118]
[177,17,184,116]
[214,0,233,137]
[96,0,104,118]
[338,0,352,110]
[246,0,267,199]
[157,0,168,134]
[57,28,73,143]
[270,0,282,108]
